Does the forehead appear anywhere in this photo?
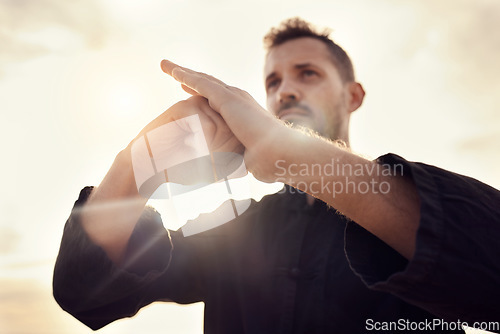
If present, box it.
[264,37,336,76]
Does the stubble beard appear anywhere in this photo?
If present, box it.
[323,96,349,143]
[276,98,349,143]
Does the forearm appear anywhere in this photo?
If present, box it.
[160,61,420,258]
[273,128,420,259]
[80,147,148,263]
[54,190,173,329]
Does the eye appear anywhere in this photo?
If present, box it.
[302,69,318,78]
[266,79,280,91]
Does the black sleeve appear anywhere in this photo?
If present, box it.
[52,187,204,330]
[344,153,500,324]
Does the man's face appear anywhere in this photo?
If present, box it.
[264,37,351,141]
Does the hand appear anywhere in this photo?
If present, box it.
[80,96,245,263]
[131,95,243,156]
[128,96,246,193]
[160,60,288,182]
[159,61,422,261]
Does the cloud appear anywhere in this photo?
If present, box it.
[456,131,500,173]
[0,226,20,254]
[0,278,75,334]
[396,0,500,112]
[394,0,500,74]
[0,0,112,73]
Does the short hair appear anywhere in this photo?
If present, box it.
[263,17,355,82]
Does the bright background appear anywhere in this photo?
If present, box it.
[1,0,499,333]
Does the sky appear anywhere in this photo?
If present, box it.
[0,0,499,333]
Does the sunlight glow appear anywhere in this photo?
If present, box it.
[148,175,283,232]
[16,26,85,52]
[106,83,143,117]
[2,1,498,333]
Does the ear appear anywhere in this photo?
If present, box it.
[346,82,365,113]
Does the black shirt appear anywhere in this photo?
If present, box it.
[53,154,500,333]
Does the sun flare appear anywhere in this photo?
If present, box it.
[105,83,143,117]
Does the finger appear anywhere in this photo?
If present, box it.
[171,67,229,107]
[160,59,179,76]
[161,59,203,82]
[160,60,202,96]
[172,67,226,90]
[198,97,227,129]
[195,98,243,151]
[161,59,227,86]
[161,59,230,101]
[181,84,200,96]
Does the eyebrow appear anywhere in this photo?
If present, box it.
[295,63,312,69]
[265,63,314,83]
[265,72,277,84]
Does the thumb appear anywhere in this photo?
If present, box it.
[181,84,200,96]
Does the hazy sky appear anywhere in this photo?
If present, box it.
[0,0,499,333]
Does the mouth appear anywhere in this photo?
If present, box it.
[278,107,309,120]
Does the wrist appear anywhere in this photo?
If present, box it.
[250,124,300,183]
[266,126,339,185]
[89,148,140,202]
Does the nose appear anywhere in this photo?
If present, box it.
[277,78,301,105]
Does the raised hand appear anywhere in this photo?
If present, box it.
[160,60,288,182]
[131,95,243,157]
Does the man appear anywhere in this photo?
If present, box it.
[53,18,499,333]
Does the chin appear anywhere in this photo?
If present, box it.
[282,116,308,126]
[283,118,320,132]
